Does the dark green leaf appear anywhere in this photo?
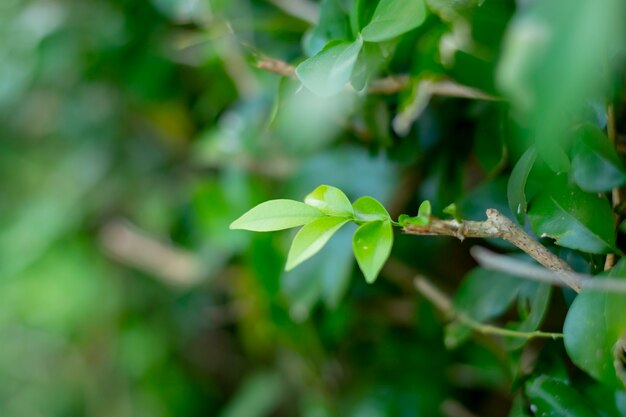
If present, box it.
[361,0,427,42]
[296,37,363,97]
[305,184,354,218]
[218,372,283,417]
[563,260,626,389]
[505,282,552,350]
[525,376,602,417]
[571,123,626,192]
[286,216,350,270]
[303,0,350,56]
[508,394,532,417]
[508,147,537,224]
[353,220,393,283]
[446,267,524,348]
[528,175,616,254]
[352,196,391,222]
[230,200,324,231]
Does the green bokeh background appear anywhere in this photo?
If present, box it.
[1,0,625,416]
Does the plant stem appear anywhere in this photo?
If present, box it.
[404,209,582,292]
[606,102,620,270]
[253,56,500,98]
[414,277,563,341]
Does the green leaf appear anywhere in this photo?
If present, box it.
[353,220,393,283]
[295,37,363,97]
[417,200,431,218]
[305,0,350,55]
[508,394,532,417]
[398,214,429,227]
[398,201,432,226]
[350,42,385,91]
[361,0,427,42]
[505,282,552,351]
[304,184,354,218]
[528,175,616,254]
[286,216,350,270]
[508,147,537,224]
[525,376,602,417]
[218,372,283,417]
[571,123,626,192]
[446,267,525,348]
[230,200,324,231]
[496,0,622,173]
[352,196,391,222]
[443,203,462,222]
[563,260,626,389]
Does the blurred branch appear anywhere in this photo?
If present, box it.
[413,276,563,341]
[472,246,626,293]
[606,103,621,269]
[265,0,319,24]
[212,22,260,97]
[382,259,563,340]
[254,56,499,98]
[256,56,297,78]
[441,400,482,417]
[99,220,204,287]
[403,209,582,292]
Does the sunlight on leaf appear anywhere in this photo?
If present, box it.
[230,200,324,231]
[353,220,393,283]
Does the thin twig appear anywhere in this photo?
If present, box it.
[471,246,626,293]
[403,209,582,292]
[606,102,621,270]
[256,56,297,78]
[414,277,563,340]
[99,220,204,287]
[254,56,500,97]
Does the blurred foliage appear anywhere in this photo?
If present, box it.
[1,0,625,416]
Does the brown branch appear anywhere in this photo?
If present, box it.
[99,220,204,287]
[383,259,564,341]
[254,56,500,98]
[403,209,581,292]
[256,56,297,78]
[472,246,626,293]
[606,103,621,270]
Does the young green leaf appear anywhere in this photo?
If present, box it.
[417,200,431,218]
[398,214,429,227]
[443,203,462,222]
[361,0,427,42]
[507,147,537,224]
[571,123,626,192]
[563,260,626,390]
[295,37,363,97]
[352,196,390,222]
[286,216,350,271]
[525,376,602,417]
[528,175,616,254]
[353,220,393,283]
[230,200,324,231]
[397,201,431,227]
[304,185,354,218]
